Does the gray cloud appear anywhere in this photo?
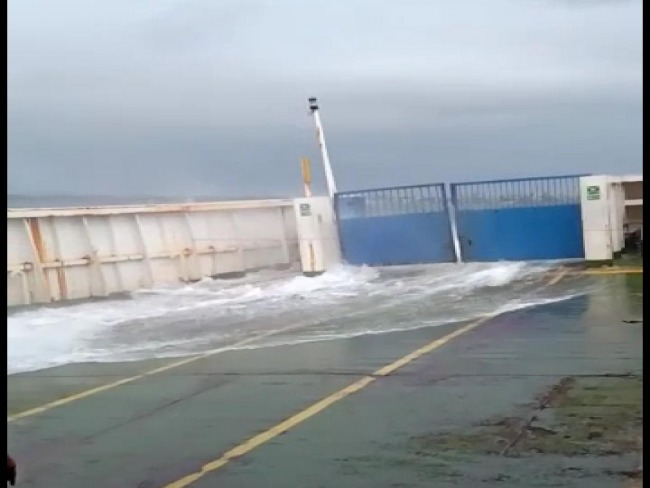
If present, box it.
[8,0,642,199]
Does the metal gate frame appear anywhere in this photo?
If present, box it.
[334,183,457,266]
[450,175,586,262]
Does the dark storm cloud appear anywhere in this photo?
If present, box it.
[7,0,642,198]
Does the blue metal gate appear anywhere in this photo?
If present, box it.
[335,184,456,266]
[450,175,585,262]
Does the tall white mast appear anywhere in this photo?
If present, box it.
[308,97,338,198]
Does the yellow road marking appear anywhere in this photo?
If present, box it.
[580,267,643,275]
[544,267,643,279]
[164,375,377,488]
[164,320,488,488]
[163,267,568,487]
[8,321,309,422]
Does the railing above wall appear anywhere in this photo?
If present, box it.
[335,183,449,219]
[450,174,588,211]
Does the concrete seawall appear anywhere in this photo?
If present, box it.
[7,200,300,306]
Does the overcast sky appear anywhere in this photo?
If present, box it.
[8,0,642,198]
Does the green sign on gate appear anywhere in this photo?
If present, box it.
[586,185,601,201]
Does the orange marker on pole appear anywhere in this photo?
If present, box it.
[301,157,313,197]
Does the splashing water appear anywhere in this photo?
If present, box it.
[7,262,580,375]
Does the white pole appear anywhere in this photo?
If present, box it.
[308,97,338,198]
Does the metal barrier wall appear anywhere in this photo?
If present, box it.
[335,184,456,266]
[451,175,585,262]
[7,200,300,306]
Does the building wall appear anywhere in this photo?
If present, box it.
[581,174,642,261]
[7,200,300,306]
[621,176,643,237]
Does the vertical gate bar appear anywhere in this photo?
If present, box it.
[490,182,495,209]
[434,185,438,212]
[403,187,408,213]
[421,186,427,213]
[499,181,504,207]
[482,183,487,210]
[423,186,429,212]
[418,186,423,213]
[563,177,568,203]
[396,188,400,214]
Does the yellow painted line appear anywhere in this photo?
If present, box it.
[163,267,568,488]
[545,267,643,278]
[580,267,643,275]
[7,321,309,422]
[164,375,377,488]
[164,320,487,488]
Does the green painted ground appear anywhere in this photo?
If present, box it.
[7,274,643,488]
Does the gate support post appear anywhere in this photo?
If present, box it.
[447,184,463,263]
[293,197,342,276]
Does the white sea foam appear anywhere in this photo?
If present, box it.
[7,261,579,375]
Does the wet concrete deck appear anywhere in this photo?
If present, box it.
[7,271,643,488]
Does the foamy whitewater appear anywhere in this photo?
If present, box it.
[7,262,582,375]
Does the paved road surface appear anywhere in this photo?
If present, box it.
[7,271,643,487]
